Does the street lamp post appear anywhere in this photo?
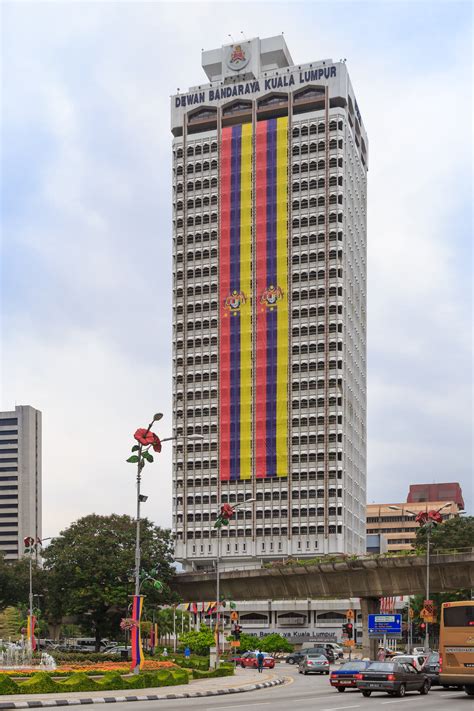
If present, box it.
[213,498,256,667]
[128,415,203,673]
[388,502,451,651]
[23,536,51,653]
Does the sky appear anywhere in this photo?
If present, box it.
[1,1,472,539]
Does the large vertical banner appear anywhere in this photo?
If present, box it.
[130,595,144,671]
[255,117,289,478]
[219,123,253,481]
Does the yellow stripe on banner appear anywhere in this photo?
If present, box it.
[240,122,253,480]
[276,117,288,477]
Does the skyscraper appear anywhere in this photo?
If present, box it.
[0,405,42,560]
[171,36,367,570]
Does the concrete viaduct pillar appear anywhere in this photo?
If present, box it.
[360,597,379,660]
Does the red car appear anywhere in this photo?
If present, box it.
[237,652,275,669]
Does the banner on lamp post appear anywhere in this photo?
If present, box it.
[131,595,144,671]
[27,615,37,651]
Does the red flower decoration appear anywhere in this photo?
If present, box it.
[134,428,156,446]
[428,510,443,524]
[152,436,162,453]
[221,503,235,519]
[415,511,429,526]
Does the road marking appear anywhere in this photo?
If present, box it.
[320,706,361,711]
[381,702,404,705]
[209,703,272,710]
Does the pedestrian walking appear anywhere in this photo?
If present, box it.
[257,650,265,673]
[377,646,386,662]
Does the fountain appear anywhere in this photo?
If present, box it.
[0,639,56,670]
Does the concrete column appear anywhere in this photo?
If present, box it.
[360,597,379,660]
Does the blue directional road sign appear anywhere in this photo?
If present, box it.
[368,614,402,638]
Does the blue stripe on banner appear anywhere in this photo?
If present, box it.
[229,125,242,481]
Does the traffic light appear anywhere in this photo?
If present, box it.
[346,622,353,640]
[419,622,426,631]
[232,624,242,640]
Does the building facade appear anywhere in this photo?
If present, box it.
[407,482,465,510]
[0,406,42,560]
[366,501,460,552]
[171,36,368,571]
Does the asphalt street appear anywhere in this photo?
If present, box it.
[107,666,472,711]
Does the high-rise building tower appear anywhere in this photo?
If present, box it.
[0,405,42,560]
[171,37,367,571]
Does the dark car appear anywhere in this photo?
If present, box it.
[421,652,440,686]
[355,661,430,698]
[286,646,335,665]
[330,660,371,692]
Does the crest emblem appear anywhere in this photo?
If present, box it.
[260,285,284,311]
[224,290,247,316]
[226,43,251,71]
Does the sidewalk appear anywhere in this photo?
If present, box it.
[0,668,286,708]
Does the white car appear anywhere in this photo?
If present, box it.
[392,654,428,672]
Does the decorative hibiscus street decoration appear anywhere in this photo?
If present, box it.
[415,510,443,526]
[120,617,138,631]
[126,414,163,470]
[214,503,235,529]
[23,536,42,554]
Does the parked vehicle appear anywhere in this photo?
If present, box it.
[325,642,344,659]
[106,646,131,658]
[286,646,335,665]
[237,652,275,669]
[355,661,430,697]
[391,654,427,671]
[298,654,330,675]
[329,660,371,692]
[61,638,109,652]
[421,652,440,686]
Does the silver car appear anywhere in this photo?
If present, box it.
[298,654,330,675]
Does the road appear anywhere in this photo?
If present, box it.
[108,666,472,710]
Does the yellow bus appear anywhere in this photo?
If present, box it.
[439,600,474,696]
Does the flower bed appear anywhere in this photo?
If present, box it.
[0,660,178,678]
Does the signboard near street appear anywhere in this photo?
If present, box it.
[368,614,402,638]
[346,609,354,619]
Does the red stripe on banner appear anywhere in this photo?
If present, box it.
[255,121,268,479]
[219,127,232,481]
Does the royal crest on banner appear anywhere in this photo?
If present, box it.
[223,290,247,315]
[260,285,284,310]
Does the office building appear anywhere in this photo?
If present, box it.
[407,482,464,510]
[0,406,42,560]
[171,36,368,570]
[366,501,460,552]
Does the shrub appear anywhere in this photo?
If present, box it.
[192,664,234,679]
[98,672,126,691]
[59,672,100,693]
[0,674,20,695]
[169,654,209,671]
[19,672,59,694]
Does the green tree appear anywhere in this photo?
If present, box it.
[179,627,215,655]
[42,514,176,650]
[155,607,191,644]
[0,555,47,610]
[259,633,293,653]
[415,515,474,552]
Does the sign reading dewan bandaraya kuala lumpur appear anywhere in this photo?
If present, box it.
[174,65,338,108]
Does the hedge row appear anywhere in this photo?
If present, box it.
[0,669,189,695]
[192,664,234,679]
[165,654,209,671]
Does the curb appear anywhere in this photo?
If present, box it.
[0,678,285,708]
